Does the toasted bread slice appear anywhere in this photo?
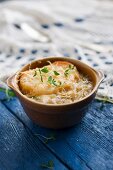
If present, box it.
[19,61,80,97]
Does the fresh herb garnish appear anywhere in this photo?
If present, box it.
[41,67,49,73]
[64,64,74,77]
[6,89,15,98]
[52,79,57,86]
[53,71,60,76]
[33,70,37,77]
[40,160,54,169]
[0,87,15,100]
[35,133,56,144]
[64,69,69,77]
[99,96,109,110]
[69,64,74,70]
[48,76,52,84]
[34,67,48,80]
[0,87,6,93]
[39,68,43,82]
[48,76,58,86]
[44,133,56,144]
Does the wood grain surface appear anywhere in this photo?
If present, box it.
[0,92,113,170]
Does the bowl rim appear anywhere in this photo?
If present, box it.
[8,57,104,107]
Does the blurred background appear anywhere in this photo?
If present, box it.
[0,0,113,102]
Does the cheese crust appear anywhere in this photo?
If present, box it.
[19,61,93,104]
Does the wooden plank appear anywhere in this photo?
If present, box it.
[2,97,90,170]
[84,101,113,142]
[3,96,113,170]
[0,101,68,170]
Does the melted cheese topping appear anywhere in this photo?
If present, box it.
[19,61,93,104]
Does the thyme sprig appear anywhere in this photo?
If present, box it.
[40,160,54,169]
[64,64,74,77]
[69,64,74,70]
[33,70,37,77]
[39,68,43,82]
[35,133,56,144]
[64,69,70,77]
[0,87,15,100]
[33,63,75,85]
[41,67,49,73]
[53,71,60,76]
[48,76,60,86]
[33,67,49,81]
[44,133,56,144]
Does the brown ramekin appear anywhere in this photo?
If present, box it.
[7,57,104,129]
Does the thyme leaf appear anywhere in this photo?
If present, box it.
[0,87,6,93]
[48,76,59,86]
[69,64,74,70]
[40,160,54,169]
[34,133,56,144]
[44,133,56,144]
[64,69,69,77]
[53,71,60,76]
[48,76,52,84]
[52,79,57,86]
[33,70,37,77]
[0,87,15,100]
[6,89,15,98]
[64,64,75,77]
[41,67,49,73]
[39,68,43,82]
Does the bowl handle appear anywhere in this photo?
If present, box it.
[93,69,105,86]
[7,74,16,90]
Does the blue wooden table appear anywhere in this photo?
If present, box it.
[0,92,113,170]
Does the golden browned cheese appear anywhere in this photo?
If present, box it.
[19,61,93,104]
[19,61,80,97]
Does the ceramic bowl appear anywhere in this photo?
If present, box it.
[7,57,104,129]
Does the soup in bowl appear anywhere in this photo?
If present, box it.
[7,57,104,129]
